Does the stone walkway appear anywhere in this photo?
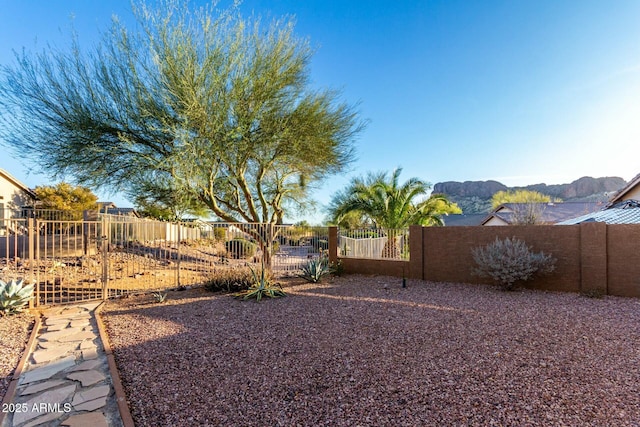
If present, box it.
[2,303,124,427]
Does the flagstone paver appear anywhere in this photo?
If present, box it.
[73,396,109,412]
[61,412,109,427]
[11,384,76,425]
[68,359,102,372]
[19,380,68,396]
[2,303,124,427]
[67,370,106,387]
[20,356,77,384]
[22,412,62,427]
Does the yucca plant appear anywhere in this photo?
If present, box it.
[0,279,35,315]
[235,264,286,302]
[152,292,168,303]
[299,257,331,283]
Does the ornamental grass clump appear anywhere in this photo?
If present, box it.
[203,267,255,293]
[0,279,34,315]
[472,237,556,291]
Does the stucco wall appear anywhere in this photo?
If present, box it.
[0,173,35,219]
[607,225,640,297]
[422,225,581,292]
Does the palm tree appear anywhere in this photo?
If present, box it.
[329,168,460,257]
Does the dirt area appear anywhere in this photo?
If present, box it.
[3,240,317,306]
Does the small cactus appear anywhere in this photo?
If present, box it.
[0,279,35,315]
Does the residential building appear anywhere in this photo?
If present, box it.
[0,168,37,220]
[482,202,603,226]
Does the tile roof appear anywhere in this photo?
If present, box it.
[442,214,487,226]
[482,202,603,225]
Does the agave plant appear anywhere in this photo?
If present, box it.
[299,257,331,283]
[0,279,35,315]
[234,264,286,302]
[152,292,168,303]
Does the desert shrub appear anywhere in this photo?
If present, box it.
[203,267,255,293]
[225,238,257,259]
[330,259,345,276]
[234,265,286,302]
[213,227,227,241]
[472,237,556,291]
[0,279,34,315]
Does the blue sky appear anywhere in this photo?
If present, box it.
[1,0,640,222]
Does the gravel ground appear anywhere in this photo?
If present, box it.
[0,312,36,402]
[101,276,640,426]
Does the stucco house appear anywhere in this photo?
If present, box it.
[482,202,603,226]
[557,174,640,225]
[0,168,37,221]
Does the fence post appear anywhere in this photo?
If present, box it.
[101,216,109,300]
[177,224,181,288]
[34,219,41,307]
[328,227,338,265]
[408,225,424,280]
[28,218,35,308]
[83,210,99,256]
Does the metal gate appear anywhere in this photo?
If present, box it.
[1,214,328,306]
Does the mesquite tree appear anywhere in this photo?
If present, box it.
[0,1,364,265]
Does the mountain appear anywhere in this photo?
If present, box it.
[433,176,627,214]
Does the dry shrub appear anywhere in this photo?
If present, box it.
[203,267,255,293]
[472,237,555,291]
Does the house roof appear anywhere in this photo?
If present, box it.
[0,168,37,199]
[105,207,139,217]
[557,200,640,225]
[442,214,487,226]
[481,202,603,225]
[607,173,640,206]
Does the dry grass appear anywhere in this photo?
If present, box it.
[101,276,640,426]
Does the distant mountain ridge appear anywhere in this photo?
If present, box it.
[433,176,627,214]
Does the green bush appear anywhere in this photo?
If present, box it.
[472,237,555,291]
[213,227,227,241]
[0,279,34,315]
[203,267,255,293]
[225,238,257,259]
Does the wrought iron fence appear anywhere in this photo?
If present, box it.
[0,211,328,306]
[338,228,409,260]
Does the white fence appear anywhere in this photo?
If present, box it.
[338,228,409,260]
